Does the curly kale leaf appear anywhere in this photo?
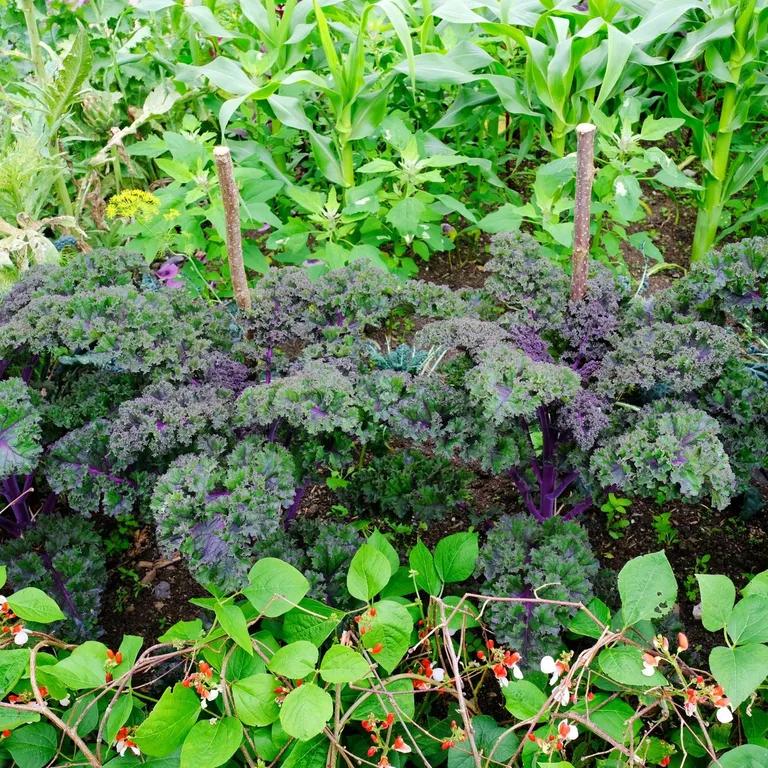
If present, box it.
[0,268,56,325]
[483,232,569,332]
[556,390,610,451]
[343,449,471,525]
[109,382,235,467]
[246,266,316,351]
[697,359,768,489]
[1,284,234,380]
[246,261,466,367]
[597,321,739,396]
[313,259,466,329]
[591,401,736,510]
[476,515,597,661]
[414,318,512,358]
[0,249,147,323]
[558,267,625,367]
[671,237,768,330]
[151,438,297,591]
[370,373,522,474]
[44,248,148,293]
[41,370,140,432]
[45,419,139,516]
[199,352,251,393]
[465,345,580,424]
[237,362,365,438]
[0,514,107,639]
[0,378,42,478]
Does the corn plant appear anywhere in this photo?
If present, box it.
[185,0,413,188]
[484,8,656,156]
[653,0,768,260]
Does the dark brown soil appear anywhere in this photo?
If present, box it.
[417,235,491,290]
[100,528,205,649]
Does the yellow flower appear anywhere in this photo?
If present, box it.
[105,189,160,222]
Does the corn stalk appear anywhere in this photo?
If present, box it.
[691,0,761,261]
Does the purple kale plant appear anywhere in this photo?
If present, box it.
[0,379,105,639]
[668,236,768,332]
[0,514,106,639]
[151,438,296,591]
[591,401,736,510]
[45,419,140,517]
[108,382,236,467]
[475,514,598,661]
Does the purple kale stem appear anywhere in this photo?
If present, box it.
[20,366,32,383]
[0,510,17,536]
[508,467,542,521]
[283,481,307,527]
[518,586,534,657]
[536,406,562,520]
[0,359,9,379]
[563,496,593,520]
[549,470,579,501]
[1,475,32,532]
[267,418,280,443]
[264,347,273,385]
[39,550,85,633]
[40,492,57,516]
[539,463,556,520]
[538,407,554,460]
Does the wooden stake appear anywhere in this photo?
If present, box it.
[570,123,596,302]
[213,146,251,311]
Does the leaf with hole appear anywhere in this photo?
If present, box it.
[618,551,677,626]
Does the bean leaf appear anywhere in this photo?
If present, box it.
[7,588,65,624]
[280,684,333,741]
[180,717,243,768]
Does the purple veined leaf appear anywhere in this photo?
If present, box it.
[45,420,138,517]
[191,516,231,564]
[0,378,42,478]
